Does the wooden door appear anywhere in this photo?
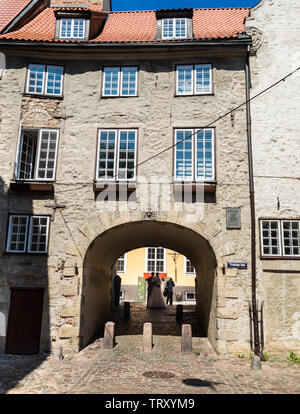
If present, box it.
[6,288,44,354]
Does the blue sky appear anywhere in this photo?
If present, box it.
[111,0,261,11]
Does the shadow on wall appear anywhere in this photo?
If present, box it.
[0,176,51,393]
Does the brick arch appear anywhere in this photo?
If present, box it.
[79,220,218,351]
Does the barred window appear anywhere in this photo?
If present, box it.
[6,215,50,254]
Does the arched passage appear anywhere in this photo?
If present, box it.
[80,221,217,350]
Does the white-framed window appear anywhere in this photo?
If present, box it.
[162,18,187,39]
[15,129,59,181]
[102,67,138,97]
[176,64,212,95]
[6,215,50,253]
[184,291,196,301]
[184,257,195,274]
[260,219,300,257]
[96,129,137,181]
[146,247,166,273]
[26,64,64,96]
[174,128,214,182]
[116,253,127,273]
[60,18,86,39]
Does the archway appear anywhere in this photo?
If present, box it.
[80,221,217,350]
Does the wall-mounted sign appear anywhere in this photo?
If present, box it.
[226,207,241,229]
[227,262,247,269]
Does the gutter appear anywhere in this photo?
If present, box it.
[245,46,262,360]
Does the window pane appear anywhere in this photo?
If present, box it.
[7,216,29,252]
[177,65,193,95]
[116,254,126,272]
[37,131,58,180]
[18,132,35,179]
[175,18,187,38]
[27,64,45,94]
[28,216,49,253]
[60,18,72,38]
[162,18,174,38]
[175,130,193,180]
[103,67,120,96]
[121,67,138,96]
[261,220,280,256]
[60,18,85,39]
[46,66,63,95]
[185,258,195,273]
[282,221,300,256]
[196,129,214,180]
[118,130,136,180]
[195,64,212,94]
[73,18,85,39]
[98,130,116,179]
[147,247,165,273]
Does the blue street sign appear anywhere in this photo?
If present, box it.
[227,262,247,269]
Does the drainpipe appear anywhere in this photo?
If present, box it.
[245,47,261,359]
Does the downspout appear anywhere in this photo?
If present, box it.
[245,46,261,358]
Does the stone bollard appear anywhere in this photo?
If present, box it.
[143,322,153,352]
[176,304,183,322]
[103,321,115,349]
[52,344,63,360]
[123,301,130,320]
[251,354,262,370]
[181,324,193,353]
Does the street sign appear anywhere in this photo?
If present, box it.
[227,262,247,269]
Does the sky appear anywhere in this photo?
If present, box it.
[111,0,261,11]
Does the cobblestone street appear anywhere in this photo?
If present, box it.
[0,304,299,395]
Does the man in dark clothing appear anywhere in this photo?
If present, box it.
[114,274,121,310]
[146,272,155,307]
[166,277,175,305]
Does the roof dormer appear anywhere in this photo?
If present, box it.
[155,8,193,40]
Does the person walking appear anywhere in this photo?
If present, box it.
[165,277,175,305]
[114,274,122,310]
[146,272,155,307]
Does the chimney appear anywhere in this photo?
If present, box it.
[50,0,111,11]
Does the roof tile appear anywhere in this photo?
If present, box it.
[0,0,32,32]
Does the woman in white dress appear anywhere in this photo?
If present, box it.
[148,273,166,309]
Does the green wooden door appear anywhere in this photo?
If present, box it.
[137,276,146,303]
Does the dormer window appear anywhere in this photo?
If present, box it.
[60,18,86,39]
[162,18,187,39]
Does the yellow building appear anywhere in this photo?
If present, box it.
[116,247,196,304]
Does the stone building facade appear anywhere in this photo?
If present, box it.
[245,0,300,353]
[0,0,298,358]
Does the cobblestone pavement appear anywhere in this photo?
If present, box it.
[0,304,299,394]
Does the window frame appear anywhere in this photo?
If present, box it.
[173,127,215,183]
[25,64,64,97]
[96,128,138,182]
[145,247,166,273]
[102,66,138,97]
[162,17,188,39]
[260,219,300,258]
[59,17,86,40]
[175,64,213,96]
[116,253,127,273]
[184,256,196,274]
[6,214,50,254]
[15,128,60,182]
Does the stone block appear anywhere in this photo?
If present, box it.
[63,267,75,277]
[217,308,238,319]
[103,321,115,349]
[59,326,79,338]
[181,324,192,353]
[62,282,78,297]
[65,244,79,257]
[217,329,238,341]
[143,322,153,352]
[61,306,79,318]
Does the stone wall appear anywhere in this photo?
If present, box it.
[247,0,300,353]
[0,48,254,356]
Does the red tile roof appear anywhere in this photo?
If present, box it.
[0,0,32,32]
[0,7,250,43]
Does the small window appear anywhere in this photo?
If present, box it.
[184,291,196,301]
[260,220,281,256]
[146,247,166,273]
[26,64,63,96]
[185,257,195,274]
[260,219,300,257]
[102,67,138,97]
[174,128,215,182]
[6,215,50,254]
[96,129,137,181]
[162,18,187,39]
[15,129,59,181]
[60,18,86,39]
[282,220,300,256]
[176,64,212,95]
[116,254,126,273]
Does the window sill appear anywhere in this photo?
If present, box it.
[260,256,300,260]
[10,181,55,192]
[23,93,64,100]
[174,93,214,97]
[93,182,137,193]
[3,251,48,257]
[173,182,216,194]
[101,95,138,99]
